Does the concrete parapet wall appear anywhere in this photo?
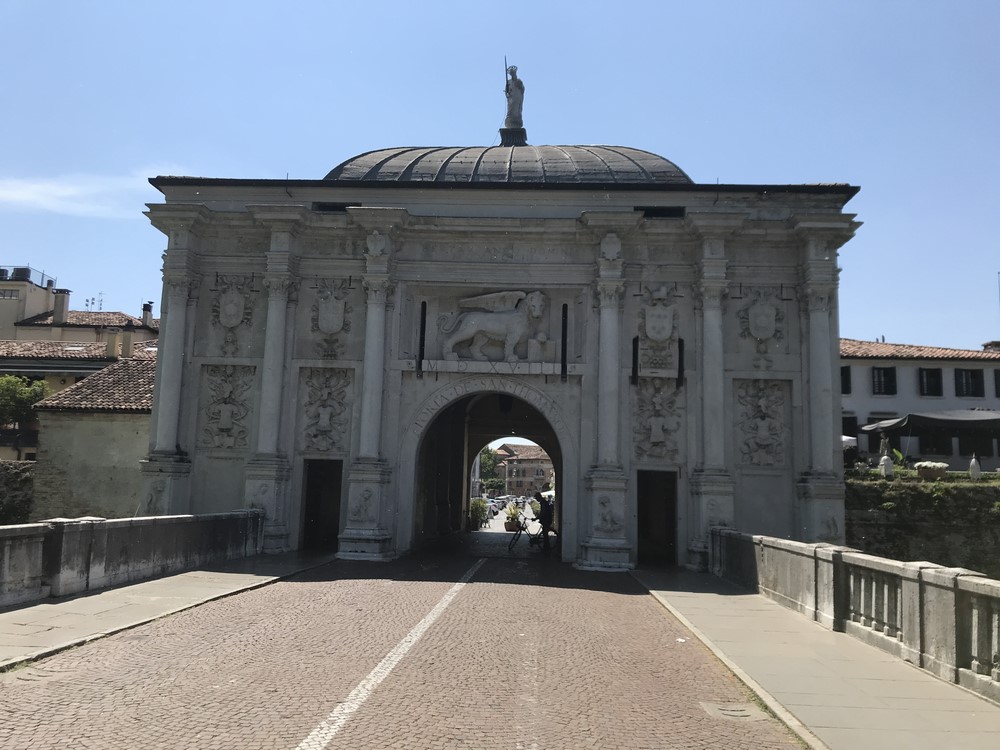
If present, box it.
[0,523,50,607]
[0,511,264,606]
[709,526,1000,706]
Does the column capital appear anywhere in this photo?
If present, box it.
[146,204,213,244]
[596,279,624,308]
[805,284,834,313]
[698,280,728,307]
[264,275,294,300]
[363,276,392,304]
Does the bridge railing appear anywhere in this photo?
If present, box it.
[0,511,264,608]
[710,527,1000,705]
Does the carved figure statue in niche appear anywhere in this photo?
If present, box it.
[504,66,524,129]
[737,289,785,369]
[594,494,623,536]
[349,488,374,523]
[439,290,546,362]
[303,368,350,452]
[311,280,352,359]
[736,380,785,466]
[639,284,678,369]
[634,377,682,460]
[145,480,165,515]
[201,365,253,449]
[212,275,254,357]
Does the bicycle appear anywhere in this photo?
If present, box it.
[507,512,549,552]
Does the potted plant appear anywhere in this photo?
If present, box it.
[504,504,521,532]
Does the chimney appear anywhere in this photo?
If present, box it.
[142,301,154,327]
[121,322,135,358]
[53,288,71,325]
[983,340,1000,352]
[105,329,120,359]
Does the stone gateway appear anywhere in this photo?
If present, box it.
[141,131,859,570]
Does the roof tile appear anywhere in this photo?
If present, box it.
[35,358,156,412]
[840,338,1000,361]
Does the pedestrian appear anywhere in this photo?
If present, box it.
[536,484,555,555]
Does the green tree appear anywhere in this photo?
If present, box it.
[0,375,48,427]
[478,447,506,496]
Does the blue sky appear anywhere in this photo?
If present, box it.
[2,1,998,348]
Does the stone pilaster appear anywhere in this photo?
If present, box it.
[244,458,291,552]
[686,219,742,569]
[806,279,835,474]
[796,475,845,543]
[152,277,191,455]
[342,226,396,559]
[580,232,630,571]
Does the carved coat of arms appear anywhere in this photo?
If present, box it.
[316,291,346,335]
[643,303,675,343]
[748,301,777,340]
[217,288,246,329]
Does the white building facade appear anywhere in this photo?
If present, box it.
[841,338,1000,470]
[140,144,859,569]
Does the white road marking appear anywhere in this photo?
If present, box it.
[295,558,486,750]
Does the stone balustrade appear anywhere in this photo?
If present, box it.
[710,527,1000,705]
[0,510,264,607]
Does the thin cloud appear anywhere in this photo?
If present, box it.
[0,167,184,219]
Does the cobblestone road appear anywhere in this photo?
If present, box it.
[0,555,803,749]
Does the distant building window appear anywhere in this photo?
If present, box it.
[918,368,943,397]
[918,432,952,456]
[842,415,858,442]
[840,366,852,395]
[995,370,1000,398]
[871,367,896,395]
[955,368,984,397]
[0,289,19,299]
[959,434,995,458]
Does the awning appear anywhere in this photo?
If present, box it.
[861,410,1000,433]
[841,435,858,449]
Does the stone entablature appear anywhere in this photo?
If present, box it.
[143,169,859,568]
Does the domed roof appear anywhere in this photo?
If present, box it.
[324,145,692,185]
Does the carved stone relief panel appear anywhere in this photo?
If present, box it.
[199,365,255,449]
[211,274,256,356]
[437,290,546,362]
[735,379,787,467]
[594,494,624,536]
[301,367,352,453]
[633,377,683,461]
[736,288,785,369]
[310,279,353,359]
[638,285,679,369]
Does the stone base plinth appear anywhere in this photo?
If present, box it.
[244,455,291,552]
[796,473,845,543]
[577,537,632,571]
[139,457,192,516]
[337,527,395,560]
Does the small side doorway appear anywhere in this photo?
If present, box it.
[637,470,677,565]
[302,459,343,550]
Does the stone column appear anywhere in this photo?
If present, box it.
[341,229,394,560]
[795,230,848,543]
[596,278,624,465]
[580,232,631,571]
[807,282,835,473]
[687,229,736,570]
[153,278,190,454]
[243,209,304,552]
[359,275,390,458]
[255,276,291,456]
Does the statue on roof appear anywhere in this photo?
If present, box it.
[504,65,524,129]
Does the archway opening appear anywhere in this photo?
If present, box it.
[413,392,562,557]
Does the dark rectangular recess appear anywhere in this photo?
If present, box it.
[840,366,852,395]
[959,434,995,457]
[871,367,897,395]
[560,304,568,382]
[417,301,426,378]
[955,368,985,397]
[918,367,943,397]
[635,206,686,219]
[312,202,360,212]
[630,336,639,385]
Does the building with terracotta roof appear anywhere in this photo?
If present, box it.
[0,265,159,459]
[496,443,554,497]
[30,353,157,519]
[840,337,1000,469]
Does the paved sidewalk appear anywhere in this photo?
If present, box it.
[0,550,337,671]
[5,554,999,749]
[632,567,1000,750]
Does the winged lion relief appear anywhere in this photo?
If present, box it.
[438,290,546,362]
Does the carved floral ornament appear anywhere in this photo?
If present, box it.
[200,364,255,449]
[302,368,351,453]
[735,379,786,466]
[634,377,682,461]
